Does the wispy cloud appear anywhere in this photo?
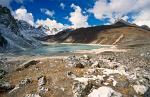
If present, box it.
[40,8,55,17]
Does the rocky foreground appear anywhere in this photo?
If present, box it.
[0,45,150,97]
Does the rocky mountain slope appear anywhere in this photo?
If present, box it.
[17,20,47,39]
[0,6,47,52]
[43,20,150,46]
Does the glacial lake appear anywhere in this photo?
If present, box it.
[14,43,103,56]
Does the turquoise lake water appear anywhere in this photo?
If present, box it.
[14,43,102,56]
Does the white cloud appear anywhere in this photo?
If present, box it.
[90,0,150,25]
[40,8,55,17]
[13,8,34,26]
[69,4,89,28]
[133,9,150,27]
[36,18,66,29]
[60,3,65,9]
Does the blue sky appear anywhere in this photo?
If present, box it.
[0,0,150,28]
[10,0,101,26]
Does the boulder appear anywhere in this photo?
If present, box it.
[38,76,46,86]
[16,60,40,71]
[88,86,122,97]
[72,81,93,97]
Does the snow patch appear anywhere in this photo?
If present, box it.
[88,86,122,97]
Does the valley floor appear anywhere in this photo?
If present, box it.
[0,44,150,97]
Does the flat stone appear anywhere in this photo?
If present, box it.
[16,60,40,71]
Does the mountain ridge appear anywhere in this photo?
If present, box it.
[42,19,150,46]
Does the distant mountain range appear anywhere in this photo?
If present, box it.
[42,19,150,46]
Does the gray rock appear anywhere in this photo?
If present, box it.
[74,62,84,68]
[97,60,108,68]
[38,76,46,86]
[37,86,48,95]
[81,55,91,60]
[144,87,150,97]
[67,55,77,61]
[80,60,92,67]
[20,78,31,86]
[0,69,7,78]
[0,60,4,65]
[68,60,84,68]
[67,55,93,68]
[72,81,93,97]
[0,80,14,92]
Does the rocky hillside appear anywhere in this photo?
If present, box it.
[0,46,150,97]
[0,5,47,52]
[43,20,150,46]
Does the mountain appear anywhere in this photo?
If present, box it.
[17,20,47,38]
[140,25,150,31]
[42,19,150,46]
[0,5,46,52]
[37,25,65,35]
